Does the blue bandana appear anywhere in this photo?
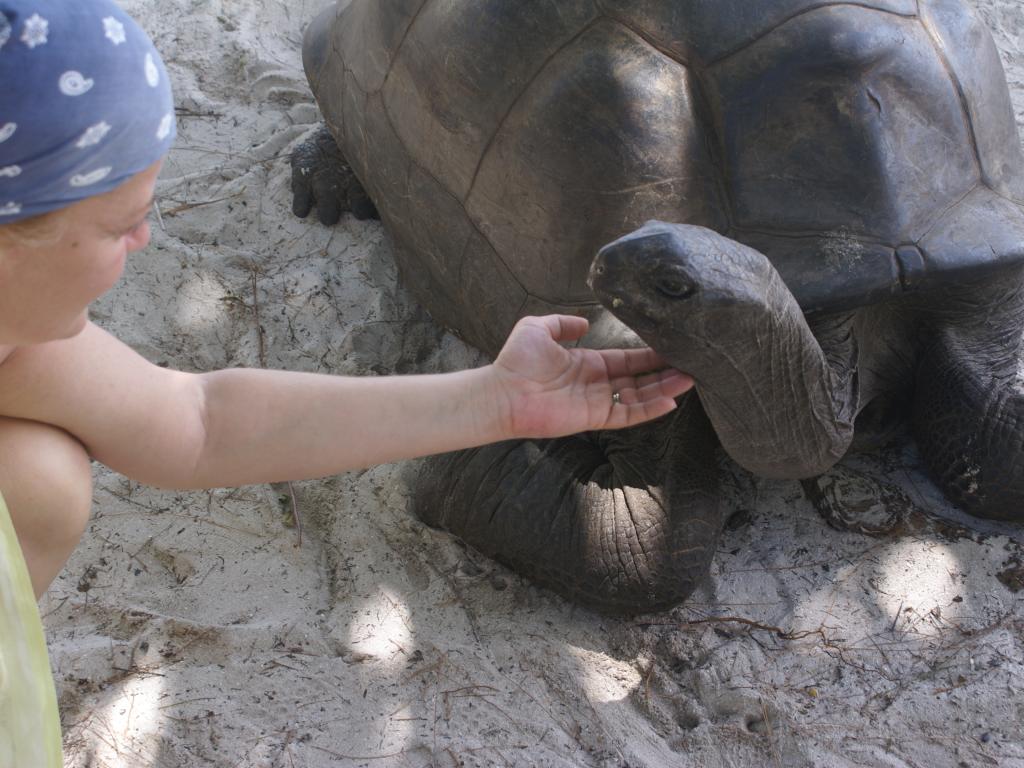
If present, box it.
[0,0,175,223]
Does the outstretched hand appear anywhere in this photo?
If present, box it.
[489,315,694,439]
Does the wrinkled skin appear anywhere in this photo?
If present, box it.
[294,0,1024,614]
[416,399,721,613]
[591,222,1024,521]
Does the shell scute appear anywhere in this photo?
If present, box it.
[710,5,979,242]
[382,0,599,201]
[597,0,918,64]
[467,20,723,304]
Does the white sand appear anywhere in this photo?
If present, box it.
[45,1,1024,766]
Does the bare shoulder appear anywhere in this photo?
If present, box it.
[0,323,113,421]
[0,326,112,461]
[0,321,192,431]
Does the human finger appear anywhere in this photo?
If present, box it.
[607,371,693,405]
[603,393,679,429]
[621,368,694,396]
[641,369,693,400]
[598,346,672,378]
[524,314,589,343]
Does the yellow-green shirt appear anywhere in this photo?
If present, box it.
[0,492,62,767]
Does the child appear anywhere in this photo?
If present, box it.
[0,0,693,762]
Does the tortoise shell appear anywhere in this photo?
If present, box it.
[303,0,1024,354]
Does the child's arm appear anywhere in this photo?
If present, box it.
[0,316,691,489]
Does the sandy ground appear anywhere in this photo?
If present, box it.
[42,1,1024,766]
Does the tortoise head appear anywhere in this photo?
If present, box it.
[589,221,789,370]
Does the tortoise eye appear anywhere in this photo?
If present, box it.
[655,274,695,299]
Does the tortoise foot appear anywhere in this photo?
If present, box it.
[801,449,981,540]
[291,124,377,225]
[801,466,917,537]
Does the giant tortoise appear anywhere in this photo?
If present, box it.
[293,0,1024,614]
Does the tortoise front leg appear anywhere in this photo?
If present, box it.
[913,269,1024,521]
[413,397,722,615]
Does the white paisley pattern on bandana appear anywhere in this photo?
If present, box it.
[102,16,124,45]
[0,13,11,50]
[0,0,176,222]
[76,121,111,148]
[69,166,112,187]
[59,70,94,96]
[20,12,46,48]
[156,113,173,141]
[144,52,158,87]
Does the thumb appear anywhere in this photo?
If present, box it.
[526,314,589,343]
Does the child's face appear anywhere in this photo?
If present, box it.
[0,161,162,345]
